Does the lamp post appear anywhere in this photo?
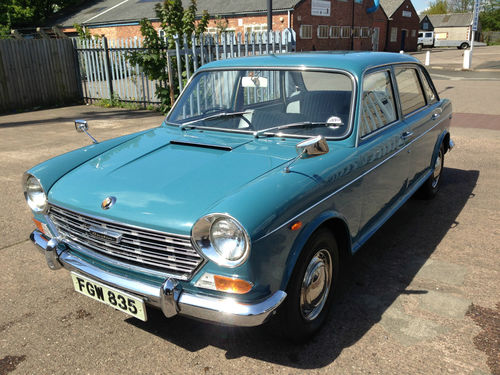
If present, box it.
[267,0,273,31]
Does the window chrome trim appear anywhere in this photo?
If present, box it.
[165,66,358,141]
[258,115,447,241]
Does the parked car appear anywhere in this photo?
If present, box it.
[418,30,470,49]
[25,52,453,342]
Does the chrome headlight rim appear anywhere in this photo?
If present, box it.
[192,213,251,268]
[22,172,48,214]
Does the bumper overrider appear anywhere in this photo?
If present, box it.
[30,229,286,327]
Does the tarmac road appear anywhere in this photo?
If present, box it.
[1,70,499,374]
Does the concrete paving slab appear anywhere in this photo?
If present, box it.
[415,259,468,286]
[418,291,471,319]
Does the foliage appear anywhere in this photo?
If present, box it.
[426,0,449,14]
[480,0,500,31]
[214,15,229,33]
[447,0,474,12]
[128,0,209,113]
[73,23,100,40]
[0,0,83,37]
[94,96,146,110]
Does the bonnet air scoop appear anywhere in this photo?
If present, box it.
[169,140,233,151]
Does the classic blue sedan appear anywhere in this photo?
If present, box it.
[24,52,453,341]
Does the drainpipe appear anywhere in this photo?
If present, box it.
[288,9,291,28]
[267,0,273,31]
[351,0,355,50]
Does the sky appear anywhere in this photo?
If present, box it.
[412,0,431,13]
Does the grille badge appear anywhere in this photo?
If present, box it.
[101,196,116,210]
[88,225,122,244]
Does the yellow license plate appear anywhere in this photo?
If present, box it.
[71,272,147,321]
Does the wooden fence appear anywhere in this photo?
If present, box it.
[0,38,81,112]
[76,30,294,106]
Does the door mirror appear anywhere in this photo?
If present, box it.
[75,119,88,133]
[296,135,329,159]
[74,119,98,144]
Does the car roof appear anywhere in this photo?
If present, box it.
[199,52,420,76]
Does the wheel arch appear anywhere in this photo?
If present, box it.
[280,211,352,290]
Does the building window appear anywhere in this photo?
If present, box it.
[355,0,363,3]
[317,25,329,39]
[423,22,429,29]
[244,24,267,34]
[390,27,398,42]
[411,29,416,37]
[207,27,236,34]
[330,26,341,38]
[300,25,312,39]
[352,26,360,38]
[361,27,370,38]
[402,10,412,17]
[341,26,351,38]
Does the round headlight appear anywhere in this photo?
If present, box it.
[192,214,250,268]
[23,174,48,213]
[210,217,247,261]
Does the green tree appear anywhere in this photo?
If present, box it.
[1,0,84,37]
[426,0,449,14]
[128,0,209,112]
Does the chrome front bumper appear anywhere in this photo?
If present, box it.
[30,230,286,327]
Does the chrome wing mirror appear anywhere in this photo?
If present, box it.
[284,135,329,173]
[74,120,98,144]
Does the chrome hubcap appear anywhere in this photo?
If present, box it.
[300,249,332,321]
[432,150,443,188]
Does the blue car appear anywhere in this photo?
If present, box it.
[24,52,453,341]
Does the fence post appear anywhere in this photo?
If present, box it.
[102,37,114,99]
[72,38,84,100]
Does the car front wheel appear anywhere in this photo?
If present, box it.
[278,228,339,342]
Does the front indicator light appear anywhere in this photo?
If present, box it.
[194,273,253,294]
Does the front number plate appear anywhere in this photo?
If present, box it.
[71,272,147,321]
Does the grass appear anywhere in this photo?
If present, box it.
[93,96,162,112]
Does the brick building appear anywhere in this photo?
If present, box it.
[380,0,419,51]
[53,0,417,52]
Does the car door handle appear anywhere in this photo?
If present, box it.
[432,113,441,120]
[401,131,413,140]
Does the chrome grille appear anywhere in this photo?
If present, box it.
[48,205,203,279]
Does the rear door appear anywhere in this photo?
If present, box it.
[393,65,441,188]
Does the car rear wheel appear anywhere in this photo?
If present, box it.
[418,143,444,199]
[278,228,339,342]
[460,42,469,49]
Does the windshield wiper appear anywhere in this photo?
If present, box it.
[254,121,340,138]
[179,111,251,130]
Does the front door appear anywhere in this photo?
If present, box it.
[356,68,411,244]
[400,29,407,51]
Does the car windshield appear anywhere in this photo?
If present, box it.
[167,69,354,138]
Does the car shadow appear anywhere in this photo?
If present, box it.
[126,166,479,369]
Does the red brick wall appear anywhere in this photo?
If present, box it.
[373,7,387,51]
[292,0,387,51]
[384,0,419,52]
[205,13,290,34]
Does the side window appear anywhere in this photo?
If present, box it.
[360,70,397,138]
[394,67,426,116]
[419,68,438,104]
